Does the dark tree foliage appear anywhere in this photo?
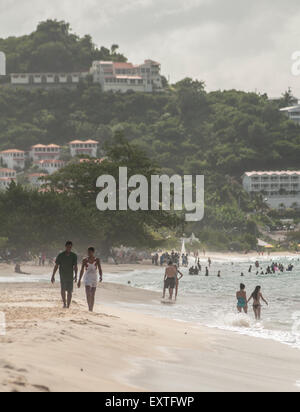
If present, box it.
[0,20,127,73]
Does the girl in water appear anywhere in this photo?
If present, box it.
[248,286,268,321]
[236,284,248,314]
[78,247,103,312]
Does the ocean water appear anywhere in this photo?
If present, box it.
[104,256,300,349]
[1,256,300,348]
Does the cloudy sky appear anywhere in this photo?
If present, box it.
[1,0,300,96]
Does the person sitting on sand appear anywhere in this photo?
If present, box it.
[236,284,248,314]
[51,241,78,309]
[78,247,103,312]
[163,261,177,300]
[248,286,268,321]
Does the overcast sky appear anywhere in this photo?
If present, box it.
[1,0,300,96]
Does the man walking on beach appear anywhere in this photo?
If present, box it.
[51,241,78,309]
[163,261,178,301]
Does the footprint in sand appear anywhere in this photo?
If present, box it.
[32,384,50,392]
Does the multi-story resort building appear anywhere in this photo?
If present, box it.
[69,140,98,158]
[27,173,48,188]
[90,60,163,93]
[280,103,300,125]
[34,159,66,175]
[0,168,17,190]
[243,171,300,209]
[9,59,163,93]
[0,149,25,170]
[10,72,89,89]
[30,144,61,162]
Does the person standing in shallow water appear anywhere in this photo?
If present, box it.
[248,286,268,321]
[51,241,78,309]
[78,247,103,312]
[236,284,248,314]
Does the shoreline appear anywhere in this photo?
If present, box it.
[1,281,300,392]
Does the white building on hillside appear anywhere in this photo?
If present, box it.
[90,60,163,93]
[34,159,65,175]
[30,144,61,162]
[69,140,98,158]
[0,149,25,170]
[10,72,89,88]
[27,173,48,188]
[280,104,300,125]
[0,168,17,190]
[243,171,300,209]
[78,158,105,164]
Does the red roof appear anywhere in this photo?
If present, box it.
[114,62,134,70]
[69,140,98,145]
[32,144,61,149]
[28,173,48,178]
[35,160,65,165]
[0,149,25,154]
[0,168,16,173]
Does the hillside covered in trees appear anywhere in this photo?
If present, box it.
[0,21,300,253]
[0,19,126,74]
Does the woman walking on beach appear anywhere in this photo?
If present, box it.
[78,247,103,312]
[236,284,248,314]
[248,286,268,321]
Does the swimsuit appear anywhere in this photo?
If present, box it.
[237,297,246,308]
[84,260,98,288]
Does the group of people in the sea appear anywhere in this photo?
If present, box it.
[247,261,295,276]
[162,257,269,321]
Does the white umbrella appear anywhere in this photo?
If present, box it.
[181,239,186,255]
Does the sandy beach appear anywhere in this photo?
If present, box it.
[1,263,300,392]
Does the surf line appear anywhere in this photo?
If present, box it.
[96,167,205,222]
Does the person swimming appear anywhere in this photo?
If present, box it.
[236,283,247,314]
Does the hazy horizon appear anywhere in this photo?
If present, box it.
[0,0,300,97]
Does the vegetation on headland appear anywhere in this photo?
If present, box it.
[0,20,300,255]
[0,20,126,74]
